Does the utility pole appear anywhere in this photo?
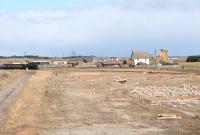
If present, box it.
[154,49,157,57]
[24,52,27,63]
[131,50,134,59]
[72,51,76,57]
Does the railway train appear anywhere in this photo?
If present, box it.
[0,63,39,70]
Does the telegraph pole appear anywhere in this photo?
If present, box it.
[154,49,157,57]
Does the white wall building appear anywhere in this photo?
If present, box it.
[134,58,150,65]
[53,61,67,65]
[131,51,150,65]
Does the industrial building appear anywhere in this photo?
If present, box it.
[156,49,169,64]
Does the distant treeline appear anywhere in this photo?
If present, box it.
[0,55,50,59]
[0,55,96,59]
[187,56,200,62]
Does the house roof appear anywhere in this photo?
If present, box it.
[131,51,150,59]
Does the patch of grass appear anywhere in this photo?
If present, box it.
[179,62,200,72]
[179,62,200,67]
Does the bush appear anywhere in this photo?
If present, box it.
[187,56,200,62]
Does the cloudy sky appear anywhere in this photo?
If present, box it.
[0,0,199,56]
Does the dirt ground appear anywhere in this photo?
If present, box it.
[0,70,23,91]
[0,69,200,135]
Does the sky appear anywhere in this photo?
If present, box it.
[0,0,200,57]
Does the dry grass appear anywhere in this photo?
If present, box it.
[179,62,200,72]
[0,58,27,64]
[0,70,23,91]
[179,62,200,67]
[0,70,52,135]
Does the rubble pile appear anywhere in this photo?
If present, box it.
[129,83,199,97]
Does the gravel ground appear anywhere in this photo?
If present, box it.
[0,69,200,135]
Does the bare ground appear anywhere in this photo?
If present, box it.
[0,69,200,135]
[0,70,23,91]
[0,72,31,124]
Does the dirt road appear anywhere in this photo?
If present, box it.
[0,72,30,123]
[0,69,200,135]
[0,70,23,91]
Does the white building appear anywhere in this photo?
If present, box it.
[29,60,52,65]
[131,51,150,65]
[53,61,67,65]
